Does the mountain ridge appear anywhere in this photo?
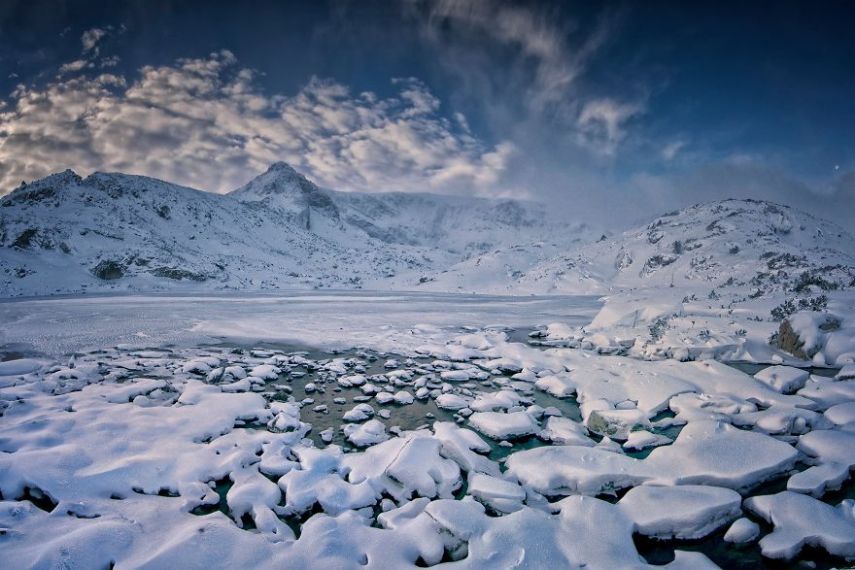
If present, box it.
[0,163,592,296]
[2,165,853,298]
[397,197,855,296]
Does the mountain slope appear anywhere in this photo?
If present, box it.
[330,189,588,254]
[230,162,341,231]
[0,164,591,296]
[229,162,590,254]
[402,199,855,296]
[3,164,852,299]
[0,169,431,296]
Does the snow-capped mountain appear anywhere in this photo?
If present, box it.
[231,161,588,254]
[0,164,591,296]
[230,162,341,231]
[0,168,419,296]
[405,199,855,296]
[2,164,852,298]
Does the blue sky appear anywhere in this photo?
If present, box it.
[0,0,852,225]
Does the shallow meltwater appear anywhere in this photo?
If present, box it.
[244,346,585,454]
[263,353,457,450]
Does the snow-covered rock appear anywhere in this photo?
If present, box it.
[342,419,389,447]
[468,411,540,440]
[787,462,850,497]
[539,416,594,447]
[467,473,526,513]
[506,445,645,496]
[723,517,761,544]
[754,365,810,393]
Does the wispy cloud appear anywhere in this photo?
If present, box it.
[0,51,512,195]
[58,59,90,75]
[577,98,643,155]
[425,0,593,108]
[660,140,686,161]
[81,27,108,54]
[57,26,122,75]
[413,0,642,155]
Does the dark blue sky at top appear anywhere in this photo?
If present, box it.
[0,0,852,223]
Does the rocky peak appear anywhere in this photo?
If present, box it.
[230,162,340,228]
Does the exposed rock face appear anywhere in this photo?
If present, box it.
[776,319,807,359]
[92,260,125,280]
[150,267,208,281]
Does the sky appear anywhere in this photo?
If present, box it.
[0,0,853,226]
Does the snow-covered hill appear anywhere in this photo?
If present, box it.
[0,164,591,296]
[2,164,853,299]
[404,199,855,296]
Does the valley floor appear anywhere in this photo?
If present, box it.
[1,292,854,569]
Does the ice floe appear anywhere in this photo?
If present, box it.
[745,491,855,560]
[618,484,742,540]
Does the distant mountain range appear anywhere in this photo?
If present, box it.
[0,163,592,296]
[404,198,855,296]
[1,163,853,297]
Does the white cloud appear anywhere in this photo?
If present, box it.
[412,0,643,158]
[58,59,91,75]
[81,27,108,54]
[100,55,121,68]
[577,98,642,154]
[0,51,513,196]
[661,140,686,161]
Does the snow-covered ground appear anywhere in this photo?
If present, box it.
[2,292,855,568]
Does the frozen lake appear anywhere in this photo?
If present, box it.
[3,290,855,568]
[0,290,602,357]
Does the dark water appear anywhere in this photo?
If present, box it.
[726,361,840,378]
[187,339,853,567]
[0,343,45,361]
[250,347,584,453]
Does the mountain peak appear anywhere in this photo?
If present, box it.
[265,161,300,175]
[2,169,82,204]
[233,162,319,196]
[32,168,82,187]
[231,162,339,226]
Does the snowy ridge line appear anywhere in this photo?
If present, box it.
[5,164,854,301]
[0,163,593,297]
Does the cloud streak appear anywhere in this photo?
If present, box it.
[0,51,512,195]
[414,0,641,154]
